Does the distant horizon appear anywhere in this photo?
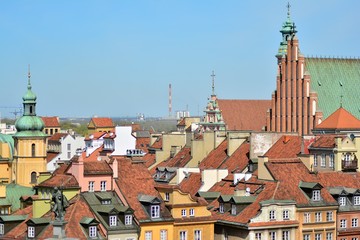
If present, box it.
[1,1,359,118]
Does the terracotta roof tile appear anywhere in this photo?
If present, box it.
[315,107,360,129]
[41,116,60,127]
[136,137,151,153]
[143,153,157,168]
[309,135,339,149]
[264,135,302,159]
[199,139,228,170]
[48,133,67,142]
[217,99,271,131]
[46,152,59,163]
[90,117,114,128]
[150,136,162,149]
[37,174,79,188]
[177,118,186,126]
[84,161,113,175]
[317,172,360,189]
[85,131,107,140]
[178,173,202,197]
[219,142,249,173]
[3,205,33,239]
[150,147,192,174]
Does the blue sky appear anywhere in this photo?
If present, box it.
[0,1,359,118]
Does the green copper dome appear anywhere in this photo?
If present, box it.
[22,77,37,102]
[277,3,297,57]
[15,116,45,132]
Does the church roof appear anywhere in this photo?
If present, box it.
[315,107,360,130]
[306,57,360,120]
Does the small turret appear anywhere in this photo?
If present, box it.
[277,3,297,58]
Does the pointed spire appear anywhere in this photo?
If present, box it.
[211,70,216,96]
[277,2,297,57]
[287,2,291,19]
[27,64,32,90]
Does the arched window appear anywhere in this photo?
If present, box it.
[30,106,33,114]
[31,143,36,157]
[31,172,37,184]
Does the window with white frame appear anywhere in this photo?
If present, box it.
[181,209,187,217]
[255,232,262,240]
[165,192,170,201]
[0,223,4,235]
[329,154,334,168]
[100,181,106,191]
[315,233,322,240]
[354,196,360,205]
[312,190,321,201]
[269,210,276,220]
[326,232,333,240]
[314,154,318,167]
[194,230,201,240]
[109,215,117,226]
[352,238,359,240]
[28,226,35,238]
[339,196,346,206]
[231,204,236,215]
[315,212,322,222]
[303,234,310,240]
[151,205,160,218]
[282,230,290,240]
[321,154,326,167]
[340,219,347,228]
[180,231,187,240]
[283,210,290,220]
[145,231,152,240]
[88,181,94,192]
[344,153,351,162]
[89,226,97,238]
[269,231,276,240]
[326,211,333,221]
[125,215,132,225]
[304,212,310,223]
[189,208,195,217]
[160,230,167,240]
[352,218,358,227]
[219,203,224,213]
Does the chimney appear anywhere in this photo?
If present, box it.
[258,156,274,180]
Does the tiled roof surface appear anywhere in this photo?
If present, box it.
[219,142,249,173]
[199,139,228,170]
[315,107,360,129]
[6,183,35,211]
[177,118,186,126]
[264,135,302,159]
[265,160,337,205]
[41,116,60,127]
[90,117,114,128]
[309,135,338,149]
[178,173,202,197]
[37,174,79,188]
[150,147,192,174]
[150,136,163,149]
[3,205,33,239]
[143,153,157,168]
[136,137,151,153]
[46,152,59,163]
[85,131,107,140]
[114,158,172,221]
[317,172,360,189]
[48,133,67,142]
[217,99,271,131]
[84,161,113,175]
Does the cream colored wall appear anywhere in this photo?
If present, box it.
[108,233,138,240]
[155,133,186,164]
[172,168,200,185]
[251,203,296,223]
[199,169,228,192]
[227,132,249,156]
[257,156,273,180]
[188,131,216,167]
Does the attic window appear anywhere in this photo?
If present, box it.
[354,196,360,205]
[0,223,4,235]
[312,190,321,201]
[89,226,97,238]
[101,200,111,205]
[231,204,236,215]
[339,197,346,206]
[109,215,117,226]
[125,215,132,225]
[151,205,160,218]
[219,203,224,213]
[28,226,35,238]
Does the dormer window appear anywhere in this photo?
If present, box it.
[219,203,224,213]
[0,223,4,235]
[101,200,111,205]
[354,196,360,205]
[150,205,160,218]
[109,215,117,226]
[89,226,97,238]
[231,204,236,215]
[312,190,321,201]
[125,215,132,225]
[28,226,35,238]
[269,210,276,221]
[339,197,346,206]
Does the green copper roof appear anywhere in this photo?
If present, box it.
[277,6,297,56]
[15,116,45,134]
[0,134,14,159]
[6,183,35,211]
[306,57,360,119]
[23,73,37,102]
[0,215,28,222]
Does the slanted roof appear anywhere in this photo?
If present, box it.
[264,135,302,159]
[199,139,228,170]
[37,173,79,189]
[179,173,202,197]
[151,147,192,174]
[48,132,68,142]
[217,99,271,131]
[306,57,360,119]
[0,215,27,222]
[26,217,51,225]
[0,134,14,159]
[41,116,60,127]
[6,183,35,211]
[309,135,338,149]
[315,107,360,130]
[90,117,114,128]
[219,142,249,173]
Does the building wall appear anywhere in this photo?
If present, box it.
[139,222,173,240]
[214,225,248,240]
[337,211,360,239]
[173,222,214,240]
[155,133,186,165]
[111,126,136,156]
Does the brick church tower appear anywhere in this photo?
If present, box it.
[266,7,323,135]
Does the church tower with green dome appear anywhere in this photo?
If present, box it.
[13,69,48,187]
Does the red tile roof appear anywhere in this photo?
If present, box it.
[177,118,186,126]
[143,153,157,168]
[46,152,59,163]
[315,107,360,129]
[37,174,79,189]
[90,117,114,128]
[317,172,360,189]
[3,205,33,239]
[136,137,151,153]
[150,147,192,174]
[41,116,60,127]
[199,139,228,170]
[309,135,339,149]
[219,142,249,173]
[264,135,302,159]
[217,99,271,131]
[48,132,67,142]
[150,136,163,149]
[178,172,202,197]
[85,131,107,140]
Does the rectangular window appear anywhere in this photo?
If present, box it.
[283,210,289,220]
[160,230,167,240]
[180,231,187,240]
[28,226,35,238]
[282,230,290,240]
[67,151,71,159]
[194,230,201,240]
[125,215,132,225]
[339,197,346,206]
[321,154,326,167]
[352,238,359,240]
[269,210,276,220]
[326,211,333,221]
[231,204,236,215]
[145,231,152,240]
[181,209,187,217]
[219,203,224,213]
[312,190,321,201]
[303,234,310,240]
[88,181,94,192]
[326,233,333,240]
[340,219,347,228]
[109,215,117,226]
[352,218,358,227]
[354,196,360,205]
[315,212,322,222]
[255,233,262,240]
[151,205,160,218]
[269,231,276,240]
[67,143,71,151]
[0,223,4,235]
[189,208,195,216]
[89,226,97,238]
[100,181,106,191]
[165,192,170,201]
[315,233,322,240]
[304,212,310,223]
[314,154,318,167]
[329,154,334,168]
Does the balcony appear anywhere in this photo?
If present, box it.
[342,160,358,171]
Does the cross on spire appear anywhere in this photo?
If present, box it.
[211,70,216,96]
[27,64,32,89]
[287,2,291,17]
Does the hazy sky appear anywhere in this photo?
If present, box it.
[0,1,359,118]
